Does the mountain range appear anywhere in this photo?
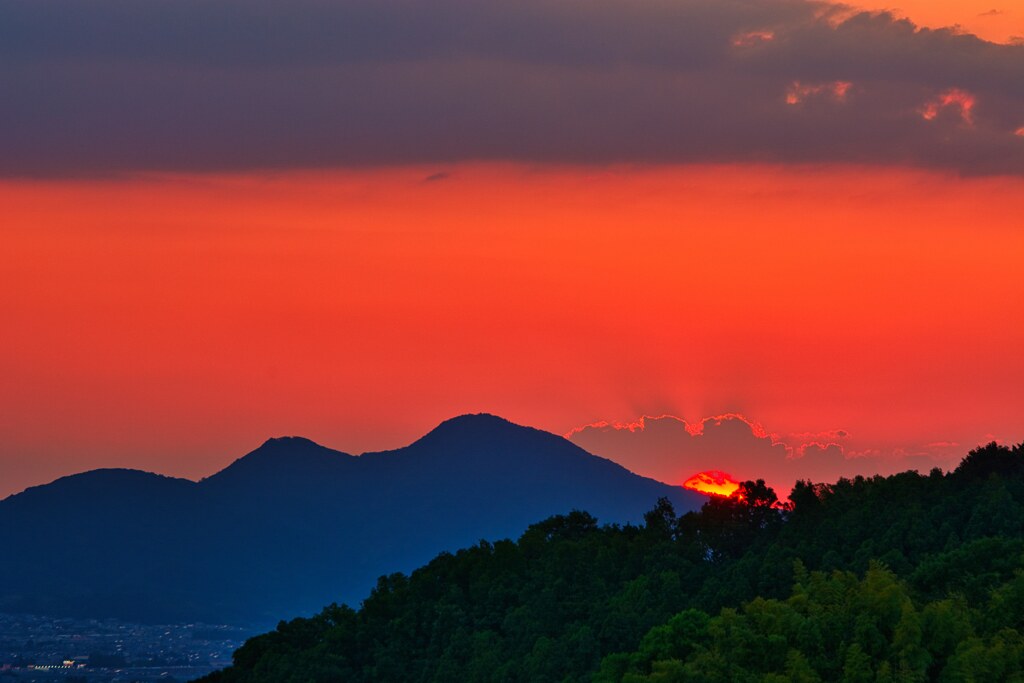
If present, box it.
[0,414,703,625]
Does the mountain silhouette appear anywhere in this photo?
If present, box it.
[0,414,703,625]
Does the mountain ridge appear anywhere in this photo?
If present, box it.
[0,413,703,625]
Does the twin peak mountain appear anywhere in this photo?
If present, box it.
[0,414,703,625]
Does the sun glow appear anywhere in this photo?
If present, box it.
[683,471,742,498]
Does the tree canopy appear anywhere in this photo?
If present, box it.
[200,441,1024,683]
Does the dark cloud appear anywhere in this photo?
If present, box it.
[1,0,1022,175]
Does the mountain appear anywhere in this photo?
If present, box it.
[0,414,703,625]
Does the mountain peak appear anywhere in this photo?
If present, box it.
[259,435,325,450]
[435,413,517,431]
[201,436,352,488]
[247,435,347,459]
[415,413,546,447]
[2,468,195,509]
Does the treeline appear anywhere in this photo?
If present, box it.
[598,559,1024,682]
[199,442,1024,682]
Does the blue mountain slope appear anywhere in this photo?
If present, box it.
[0,414,703,625]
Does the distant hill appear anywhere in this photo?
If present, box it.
[0,414,702,625]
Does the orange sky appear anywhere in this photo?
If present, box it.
[857,0,1024,42]
[2,164,1022,497]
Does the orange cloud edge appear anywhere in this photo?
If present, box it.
[564,413,845,458]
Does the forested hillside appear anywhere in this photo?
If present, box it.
[200,441,1024,682]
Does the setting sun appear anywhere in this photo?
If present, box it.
[683,471,743,498]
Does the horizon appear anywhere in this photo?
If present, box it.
[2,410,1013,502]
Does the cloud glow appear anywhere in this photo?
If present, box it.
[785,80,853,105]
[732,29,775,46]
[920,88,977,125]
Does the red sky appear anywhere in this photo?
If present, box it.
[2,0,1024,498]
[3,163,1022,498]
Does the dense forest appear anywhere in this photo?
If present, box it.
[200,441,1024,682]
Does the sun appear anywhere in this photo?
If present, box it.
[683,471,742,498]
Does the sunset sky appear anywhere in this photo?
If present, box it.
[2,0,1023,498]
